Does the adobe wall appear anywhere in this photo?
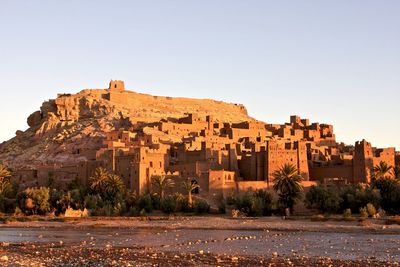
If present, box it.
[80,161,103,185]
[11,170,38,189]
[372,148,396,167]
[236,181,270,192]
[208,170,237,197]
[309,165,353,183]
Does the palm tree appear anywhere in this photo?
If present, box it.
[393,165,400,180]
[272,163,303,214]
[182,180,200,208]
[0,165,11,179]
[0,179,12,197]
[152,175,175,199]
[0,165,12,197]
[373,161,393,179]
[89,167,109,194]
[104,174,125,202]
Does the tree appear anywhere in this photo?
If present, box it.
[89,167,109,194]
[373,161,393,179]
[19,187,51,215]
[373,178,400,214]
[0,165,12,212]
[393,165,400,180]
[272,163,303,214]
[0,164,12,196]
[0,165,11,180]
[104,174,125,203]
[0,178,12,197]
[152,175,175,199]
[89,168,125,204]
[305,184,341,213]
[182,180,200,208]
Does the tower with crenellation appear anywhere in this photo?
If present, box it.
[109,80,125,92]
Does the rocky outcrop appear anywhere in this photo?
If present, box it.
[0,85,253,169]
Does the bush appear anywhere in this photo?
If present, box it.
[226,193,236,206]
[17,187,51,215]
[137,194,153,213]
[150,193,161,210]
[125,191,138,209]
[359,207,368,218]
[84,194,103,210]
[0,196,16,214]
[128,206,139,217]
[218,199,226,214]
[233,190,273,217]
[343,208,352,218]
[194,200,210,214]
[249,196,264,216]
[161,196,178,214]
[339,185,381,213]
[366,203,377,217]
[373,178,400,214]
[181,198,193,213]
[14,207,23,216]
[216,193,226,214]
[253,190,273,216]
[305,184,341,213]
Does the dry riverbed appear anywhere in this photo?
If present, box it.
[0,216,400,266]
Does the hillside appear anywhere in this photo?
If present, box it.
[0,82,254,169]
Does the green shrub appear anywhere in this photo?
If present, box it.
[339,185,381,213]
[234,192,253,215]
[181,198,193,213]
[150,193,161,210]
[128,206,139,216]
[194,200,210,214]
[161,196,177,214]
[137,194,153,213]
[373,178,400,214]
[233,190,273,216]
[249,196,264,216]
[305,184,341,213]
[253,190,273,216]
[84,194,102,210]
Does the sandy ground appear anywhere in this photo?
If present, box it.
[0,216,399,266]
[1,216,400,233]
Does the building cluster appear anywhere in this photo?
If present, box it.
[12,82,399,199]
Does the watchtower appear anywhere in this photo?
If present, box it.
[353,139,373,183]
[109,80,125,92]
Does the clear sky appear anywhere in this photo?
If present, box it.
[0,1,399,150]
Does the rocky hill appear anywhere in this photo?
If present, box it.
[0,81,254,169]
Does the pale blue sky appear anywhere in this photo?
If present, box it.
[0,1,399,150]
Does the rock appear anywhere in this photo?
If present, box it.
[27,111,42,127]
